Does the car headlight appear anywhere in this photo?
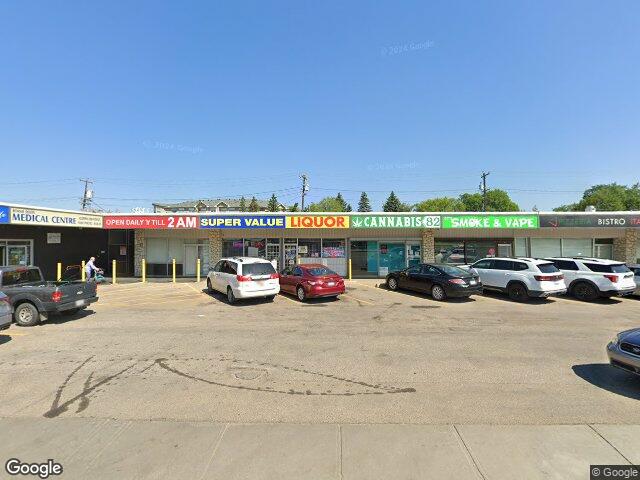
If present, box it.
[610,335,620,346]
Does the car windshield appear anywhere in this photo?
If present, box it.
[307,267,337,276]
[437,265,470,276]
[537,263,560,274]
[242,263,276,276]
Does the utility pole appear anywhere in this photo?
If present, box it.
[300,174,309,211]
[480,171,490,212]
[80,178,94,211]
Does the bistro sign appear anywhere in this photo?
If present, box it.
[10,207,103,229]
[539,214,640,228]
[200,215,285,229]
[442,214,539,229]
[351,215,441,228]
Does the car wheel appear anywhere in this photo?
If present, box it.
[61,308,80,316]
[507,283,528,302]
[431,284,447,301]
[227,287,236,304]
[14,303,40,326]
[387,277,398,291]
[296,286,306,302]
[207,278,213,293]
[266,295,276,302]
[573,282,598,302]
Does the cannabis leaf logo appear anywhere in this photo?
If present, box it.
[352,217,364,227]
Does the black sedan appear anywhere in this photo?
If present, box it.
[386,263,483,300]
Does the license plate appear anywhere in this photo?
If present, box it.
[470,280,476,285]
[74,300,85,307]
[327,282,335,287]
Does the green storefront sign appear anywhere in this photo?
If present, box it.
[351,215,441,229]
[442,215,539,229]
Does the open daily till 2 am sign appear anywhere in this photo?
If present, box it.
[442,215,539,229]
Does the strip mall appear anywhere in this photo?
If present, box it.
[1,204,639,279]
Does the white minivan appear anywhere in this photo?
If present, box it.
[207,257,280,304]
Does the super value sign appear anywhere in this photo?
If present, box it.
[442,215,539,229]
[200,216,285,229]
[103,216,198,229]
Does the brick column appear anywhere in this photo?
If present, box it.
[613,228,639,263]
[133,229,145,276]
[208,229,223,265]
[421,229,435,263]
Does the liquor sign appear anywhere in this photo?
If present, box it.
[103,215,198,229]
[286,215,350,228]
[351,215,441,229]
[10,207,103,228]
[539,214,640,228]
[0,205,9,224]
[200,216,285,229]
[442,215,539,229]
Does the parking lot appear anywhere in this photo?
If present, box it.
[1,280,639,426]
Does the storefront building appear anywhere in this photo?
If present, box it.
[2,204,640,279]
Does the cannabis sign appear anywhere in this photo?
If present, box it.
[351,215,441,228]
[441,215,539,229]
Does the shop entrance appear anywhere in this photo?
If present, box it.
[350,240,419,277]
[184,245,206,276]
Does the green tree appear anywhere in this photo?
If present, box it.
[554,183,640,211]
[308,196,349,212]
[248,196,260,212]
[239,196,247,211]
[336,193,352,212]
[382,191,411,212]
[288,202,299,212]
[267,194,280,212]
[458,189,519,212]
[414,197,463,212]
[358,192,372,212]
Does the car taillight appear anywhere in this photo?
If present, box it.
[0,296,10,305]
[306,280,319,285]
[51,291,62,303]
[270,273,279,279]
[236,275,252,282]
[604,274,618,283]
[449,278,465,284]
[534,275,562,281]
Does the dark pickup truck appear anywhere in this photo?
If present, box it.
[0,266,99,326]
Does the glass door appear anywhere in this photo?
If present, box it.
[266,241,280,270]
[284,241,297,268]
[378,243,406,276]
[407,243,421,267]
[7,246,28,266]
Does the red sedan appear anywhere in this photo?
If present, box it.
[279,264,345,301]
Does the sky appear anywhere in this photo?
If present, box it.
[1,1,639,212]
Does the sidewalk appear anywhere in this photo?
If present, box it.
[1,418,637,479]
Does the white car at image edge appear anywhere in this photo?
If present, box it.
[207,257,280,304]
[465,257,567,302]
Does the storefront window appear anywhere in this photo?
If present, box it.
[321,240,345,258]
[466,241,500,263]
[298,239,321,258]
[530,238,561,258]
[594,239,613,259]
[223,239,243,257]
[562,238,593,257]
[378,243,405,274]
[244,238,266,258]
[434,242,465,264]
[515,238,528,257]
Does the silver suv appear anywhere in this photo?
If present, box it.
[544,257,636,301]
[468,257,566,302]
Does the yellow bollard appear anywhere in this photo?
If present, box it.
[196,258,201,282]
[142,258,146,283]
[81,260,86,282]
[172,258,176,283]
[57,262,62,282]
[112,259,117,284]
[348,258,353,280]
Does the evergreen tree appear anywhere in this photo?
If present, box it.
[358,192,372,212]
[336,193,352,212]
[248,196,260,212]
[383,191,409,212]
[267,194,280,212]
[288,203,299,212]
[239,196,247,211]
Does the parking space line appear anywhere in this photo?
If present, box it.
[278,293,301,305]
[5,331,28,336]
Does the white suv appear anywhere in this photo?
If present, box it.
[207,257,280,304]
[544,257,636,301]
[468,257,566,302]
